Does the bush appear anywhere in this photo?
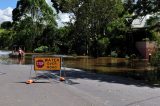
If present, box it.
[111,51,118,57]
[34,46,48,53]
[97,37,110,56]
[151,51,160,67]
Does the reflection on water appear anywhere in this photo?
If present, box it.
[0,50,12,64]
[64,57,130,73]
[0,50,30,64]
[0,50,12,55]
[0,50,160,85]
[0,56,31,65]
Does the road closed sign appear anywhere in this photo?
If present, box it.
[34,57,61,71]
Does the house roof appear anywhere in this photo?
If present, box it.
[131,15,152,29]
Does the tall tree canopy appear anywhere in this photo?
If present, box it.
[12,0,57,51]
[13,0,56,25]
[124,0,160,19]
[51,0,126,56]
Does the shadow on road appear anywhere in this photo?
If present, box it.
[62,69,160,88]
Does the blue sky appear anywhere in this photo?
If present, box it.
[0,0,16,23]
[0,0,17,9]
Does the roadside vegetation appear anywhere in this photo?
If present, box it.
[0,0,159,58]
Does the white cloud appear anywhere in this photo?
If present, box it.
[0,0,72,27]
[56,12,71,27]
[45,0,71,27]
[58,13,70,22]
[0,7,13,24]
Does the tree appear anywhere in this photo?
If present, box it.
[13,0,56,25]
[124,0,160,20]
[0,30,15,49]
[0,21,12,30]
[123,0,160,56]
[51,0,126,57]
[124,0,160,36]
[147,13,160,43]
[12,17,41,50]
[12,0,57,51]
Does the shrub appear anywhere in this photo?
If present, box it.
[34,46,48,53]
[111,51,118,57]
[151,51,160,67]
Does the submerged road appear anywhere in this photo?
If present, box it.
[0,64,160,106]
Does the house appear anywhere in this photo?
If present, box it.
[131,14,159,59]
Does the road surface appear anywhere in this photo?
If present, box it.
[0,64,160,106]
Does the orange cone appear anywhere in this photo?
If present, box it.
[26,79,34,84]
[59,77,65,81]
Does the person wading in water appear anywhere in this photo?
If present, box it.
[18,48,24,58]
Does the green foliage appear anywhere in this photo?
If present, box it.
[51,0,127,57]
[111,51,118,57]
[97,37,110,56]
[12,0,57,51]
[107,18,128,33]
[151,51,160,66]
[50,45,60,53]
[13,0,56,25]
[0,29,5,33]
[34,46,48,53]
[0,30,15,49]
[150,31,160,44]
[40,25,57,47]
[147,15,160,27]
[0,21,12,30]
[2,0,158,57]
[124,0,160,22]
[147,13,160,44]
[56,26,73,54]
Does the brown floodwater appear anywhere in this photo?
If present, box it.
[0,54,131,73]
[0,51,160,84]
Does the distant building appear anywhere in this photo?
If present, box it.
[131,14,159,59]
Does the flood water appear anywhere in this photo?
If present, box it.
[1,50,160,85]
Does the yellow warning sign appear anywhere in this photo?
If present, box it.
[34,57,61,71]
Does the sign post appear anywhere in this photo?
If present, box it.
[28,55,64,83]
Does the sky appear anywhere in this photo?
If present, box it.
[0,0,70,27]
[0,0,16,23]
[0,0,139,27]
[0,0,17,9]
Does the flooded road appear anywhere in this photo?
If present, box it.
[0,50,130,73]
[0,50,160,85]
[0,51,147,73]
